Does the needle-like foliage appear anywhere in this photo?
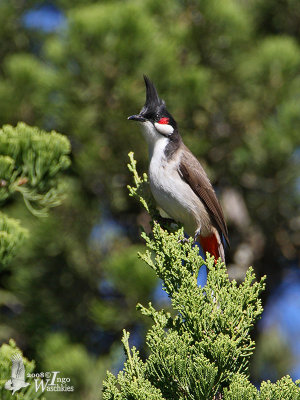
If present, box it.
[103,153,300,400]
[0,212,27,266]
[0,122,71,395]
[0,122,70,216]
[0,122,71,270]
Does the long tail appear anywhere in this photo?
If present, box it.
[199,230,225,264]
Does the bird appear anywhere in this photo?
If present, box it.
[5,353,30,395]
[128,76,229,263]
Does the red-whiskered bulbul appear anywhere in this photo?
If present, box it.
[128,76,229,263]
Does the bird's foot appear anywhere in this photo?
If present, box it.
[178,236,189,244]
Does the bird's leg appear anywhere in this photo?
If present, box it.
[178,228,201,245]
[177,230,190,244]
[193,228,201,243]
[178,236,189,244]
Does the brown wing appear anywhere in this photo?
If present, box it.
[179,147,230,247]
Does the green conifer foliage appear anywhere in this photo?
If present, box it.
[0,122,71,396]
[103,154,300,399]
[0,212,27,267]
[0,122,70,271]
[0,122,70,216]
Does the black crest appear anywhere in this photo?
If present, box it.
[144,75,164,108]
[141,75,165,117]
[140,75,178,132]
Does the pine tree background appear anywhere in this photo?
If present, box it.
[0,0,299,399]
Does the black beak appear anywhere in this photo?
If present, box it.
[128,114,146,122]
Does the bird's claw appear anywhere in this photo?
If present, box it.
[178,237,189,244]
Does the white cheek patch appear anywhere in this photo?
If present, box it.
[154,122,174,136]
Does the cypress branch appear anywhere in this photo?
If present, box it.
[0,122,71,395]
[0,122,71,267]
[0,122,71,216]
[102,153,300,399]
[0,212,27,268]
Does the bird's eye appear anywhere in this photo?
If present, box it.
[157,117,169,124]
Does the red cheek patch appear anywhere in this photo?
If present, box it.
[158,117,169,124]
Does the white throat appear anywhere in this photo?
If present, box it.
[139,120,169,159]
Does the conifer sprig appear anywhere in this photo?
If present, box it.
[0,212,28,267]
[0,122,71,270]
[102,153,300,399]
[0,122,70,216]
[127,152,182,232]
[127,151,155,215]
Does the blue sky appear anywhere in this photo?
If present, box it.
[23,4,65,32]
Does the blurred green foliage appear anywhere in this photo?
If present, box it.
[0,0,299,398]
[0,122,70,274]
[37,333,108,400]
[0,123,70,215]
[0,122,71,398]
[0,212,27,267]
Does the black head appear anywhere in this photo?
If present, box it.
[128,75,177,136]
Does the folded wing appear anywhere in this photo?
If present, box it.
[178,146,229,248]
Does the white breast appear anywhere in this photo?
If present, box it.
[147,137,211,237]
